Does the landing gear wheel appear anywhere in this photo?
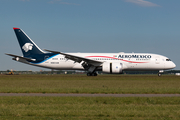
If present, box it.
[158,73,162,77]
[92,73,97,76]
[87,73,91,76]
[87,72,97,76]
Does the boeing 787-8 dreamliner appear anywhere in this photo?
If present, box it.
[6,28,176,76]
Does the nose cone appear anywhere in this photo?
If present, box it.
[165,61,176,69]
[172,62,176,68]
[169,62,176,69]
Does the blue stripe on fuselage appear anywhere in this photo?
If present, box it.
[30,53,58,64]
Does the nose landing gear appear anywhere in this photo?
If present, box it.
[158,73,162,77]
[158,70,164,77]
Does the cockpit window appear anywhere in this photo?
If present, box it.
[166,59,171,61]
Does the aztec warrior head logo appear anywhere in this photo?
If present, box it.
[22,43,33,52]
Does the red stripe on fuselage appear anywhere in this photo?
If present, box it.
[86,56,148,63]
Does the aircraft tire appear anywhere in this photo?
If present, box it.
[93,73,97,76]
[87,73,91,76]
[92,73,97,76]
[158,73,162,77]
[87,72,97,76]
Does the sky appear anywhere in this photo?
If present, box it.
[0,0,180,71]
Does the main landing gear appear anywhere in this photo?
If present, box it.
[87,72,97,76]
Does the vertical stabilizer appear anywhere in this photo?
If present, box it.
[13,28,44,57]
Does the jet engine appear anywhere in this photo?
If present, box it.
[102,62,123,74]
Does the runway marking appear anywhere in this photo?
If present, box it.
[0,93,180,97]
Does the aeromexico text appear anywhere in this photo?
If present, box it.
[118,55,151,58]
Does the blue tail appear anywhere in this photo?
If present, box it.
[13,28,44,57]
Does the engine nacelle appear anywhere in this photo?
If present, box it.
[102,62,123,74]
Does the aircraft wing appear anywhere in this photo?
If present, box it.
[44,49,102,64]
[5,53,36,62]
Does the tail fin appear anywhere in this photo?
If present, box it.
[13,28,44,57]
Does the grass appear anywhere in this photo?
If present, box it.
[0,96,180,120]
[0,74,179,93]
[0,74,180,119]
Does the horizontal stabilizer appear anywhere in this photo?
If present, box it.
[5,53,36,62]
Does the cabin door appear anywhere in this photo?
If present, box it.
[155,56,160,64]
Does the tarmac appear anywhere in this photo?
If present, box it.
[0,93,180,97]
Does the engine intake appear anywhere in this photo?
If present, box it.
[102,62,123,74]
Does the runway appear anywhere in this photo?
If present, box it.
[0,93,180,97]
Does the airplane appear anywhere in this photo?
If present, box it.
[6,28,176,76]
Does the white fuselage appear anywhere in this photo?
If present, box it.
[28,53,176,71]
[8,27,176,76]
